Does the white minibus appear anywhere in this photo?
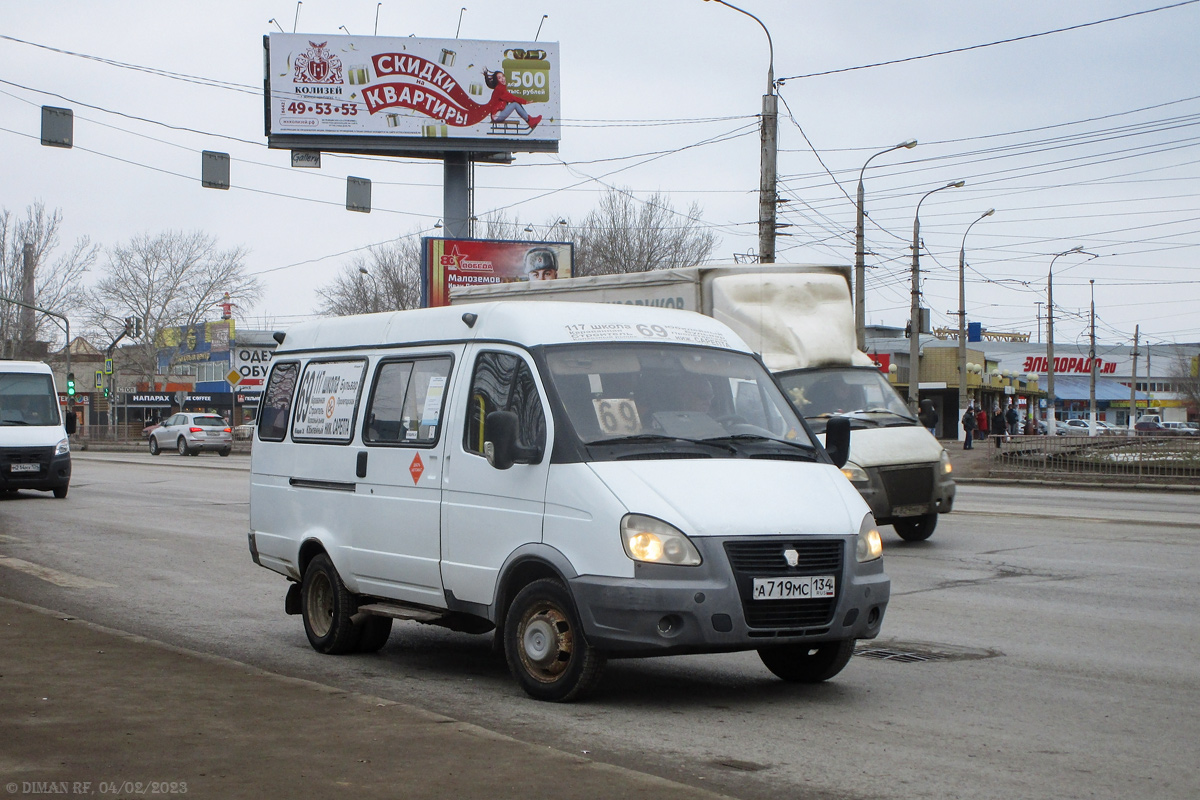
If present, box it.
[248,302,889,701]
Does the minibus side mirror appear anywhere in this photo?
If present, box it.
[64,413,77,435]
[484,410,518,469]
[824,416,851,468]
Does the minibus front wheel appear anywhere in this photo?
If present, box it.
[505,578,605,702]
[301,554,360,655]
[758,639,855,683]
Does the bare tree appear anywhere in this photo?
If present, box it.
[565,188,717,276]
[81,231,262,383]
[0,202,98,352]
[317,237,423,316]
[1169,350,1200,417]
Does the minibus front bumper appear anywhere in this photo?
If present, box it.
[0,447,71,493]
[569,536,889,656]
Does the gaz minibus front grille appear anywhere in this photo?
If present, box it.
[722,539,842,629]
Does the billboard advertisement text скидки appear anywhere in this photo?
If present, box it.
[266,34,559,148]
[423,238,573,307]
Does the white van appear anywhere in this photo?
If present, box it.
[1,359,75,498]
[248,302,890,701]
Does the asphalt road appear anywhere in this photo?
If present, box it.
[2,452,1198,800]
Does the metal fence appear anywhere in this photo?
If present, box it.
[987,434,1200,483]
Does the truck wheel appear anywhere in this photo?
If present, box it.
[148,437,160,455]
[758,639,855,683]
[301,554,361,654]
[504,578,605,702]
[52,486,68,499]
[356,616,393,653]
[177,437,190,456]
[893,513,937,542]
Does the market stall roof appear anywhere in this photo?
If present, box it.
[1050,376,1149,401]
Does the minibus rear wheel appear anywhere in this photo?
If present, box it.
[758,639,855,683]
[505,578,605,702]
[301,554,361,654]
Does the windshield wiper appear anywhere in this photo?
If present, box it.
[849,407,917,421]
[592,433,737,453]
[702,434,816,453]
[0,420,30,426]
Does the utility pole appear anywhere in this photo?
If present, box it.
[1129,325,1139,434]
[704,0,776,263]
[20,242,36,358]
[1035,302,1043,344]
[1088,280,1097,434]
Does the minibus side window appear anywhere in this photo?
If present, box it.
[364,357,451,445]
[259,361,299,442]
[464,352,546,457]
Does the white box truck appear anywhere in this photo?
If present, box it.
[452,265,955,541]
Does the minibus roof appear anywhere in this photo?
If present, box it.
[274,301,755,355]
[0,360,53,374]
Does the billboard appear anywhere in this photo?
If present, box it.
[265,34,559,154]
[156,320,234,372]
[422,237,573,307]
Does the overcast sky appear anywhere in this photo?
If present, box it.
[3,0,1198,351]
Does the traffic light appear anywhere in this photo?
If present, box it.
[124,317,133,336]
[66,372,75,397]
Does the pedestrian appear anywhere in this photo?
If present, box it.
[918,399,939,436]
[976,405,989,440]
[961,403,977,449]
[1005,403,1019,436]
[992,404,1005,443]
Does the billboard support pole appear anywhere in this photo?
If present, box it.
[444,153,472,239]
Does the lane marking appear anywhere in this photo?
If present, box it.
[0,556,115,589]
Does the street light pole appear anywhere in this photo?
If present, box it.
[855,139,917,350]
[958,208,995,439]
[1089,279,1097,432]
[703,0,776,263]
[1045,245,1085,434]
[908,180,965,409]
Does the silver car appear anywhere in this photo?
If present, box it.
[148,412,233,456]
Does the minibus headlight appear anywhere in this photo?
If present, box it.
[840,461,869,483]
[621,514,702,566]
[54,437,70,456]
[855,514,883,563]
[940,449,953,475]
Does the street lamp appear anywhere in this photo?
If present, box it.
[957,208,995,438]
[703,0,777,263]
[1045,245,1089,433]
[908,179,965,408]
[855,138,917,350]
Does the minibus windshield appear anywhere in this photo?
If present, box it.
[0,372,60,427]
[544,343,816,457]
[776,366,916,433]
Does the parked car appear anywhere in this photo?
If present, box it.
[1134,418,1172,435]
[148,412,233,456]
[1162,421,1197,435]
[1062,419,1116,436]
[233,422,255,440]
[140,421,161,439]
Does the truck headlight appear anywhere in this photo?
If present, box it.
[54,437,70,456]
[840,461,869,483]
[621,514,702,566]
[940,449,953,475]
[855,514,883,562]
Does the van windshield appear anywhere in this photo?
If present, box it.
[0,372,60,427]
[543,343,817,459]
[775,366,916,433]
